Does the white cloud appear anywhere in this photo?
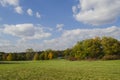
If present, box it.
[3,24,51,41]
[56,24,64,31]
[36,12,41,18]
[14,6,23,14]
[0,0,24,15]
[0,0,42,17]
[0,0,19,7]
[27,8,33,16]
[73,0,120,25]
[0,24,120,52]
[72,6,77,14]
[0,23,52,52]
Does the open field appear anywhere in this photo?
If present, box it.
[0,60,120,80]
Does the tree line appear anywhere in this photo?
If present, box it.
[0,37,120,61]
[0,49,64,61]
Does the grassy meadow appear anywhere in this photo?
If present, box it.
[0,60,120,80]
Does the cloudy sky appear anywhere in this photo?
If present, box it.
[0,0,120,52]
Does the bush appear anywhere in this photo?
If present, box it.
[102,55,120,60]
[67,57,77,61]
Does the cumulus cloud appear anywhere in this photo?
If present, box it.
[14,6,23,14]
[36,12,41,18]
[3,24,51,41]
[56,24,64,31]
[0,26,120,52]
[0,0,23,15]
[0,0,42,17]
[72,6,77,14]
[0,0,19,6]
[73,0,120,25]
[27,8,33,16]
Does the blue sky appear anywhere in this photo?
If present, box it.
[0,0,120,52]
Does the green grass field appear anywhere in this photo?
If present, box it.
[0,60,120,80]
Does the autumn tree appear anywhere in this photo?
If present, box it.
[101,37,120,55]
[72,41,84,59]
[7,53,13,61]
[83,37,103,59]
[71,37,103,60]
[48,52,53,60]
[33,53,39,60]
[101,37,120,60]
[44,49,54,60]
[69,36,120,60]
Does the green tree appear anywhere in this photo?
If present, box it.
[2,54,7,61]
[26,48,34,60]
[64,48,72,57]
[71,37,103,59]
[0,52,5,61]
[72,41,84,59]
[39,53,44,60]
[16,53,26,61]
[101,37,120,55]
[44,52,48,60]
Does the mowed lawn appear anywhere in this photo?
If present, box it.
[0,60,120,80]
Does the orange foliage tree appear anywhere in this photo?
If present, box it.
[48,52,53,60]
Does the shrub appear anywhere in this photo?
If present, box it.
[102,55,120,60]
[67,56,77,61]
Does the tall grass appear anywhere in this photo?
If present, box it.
[0,60,120,80]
